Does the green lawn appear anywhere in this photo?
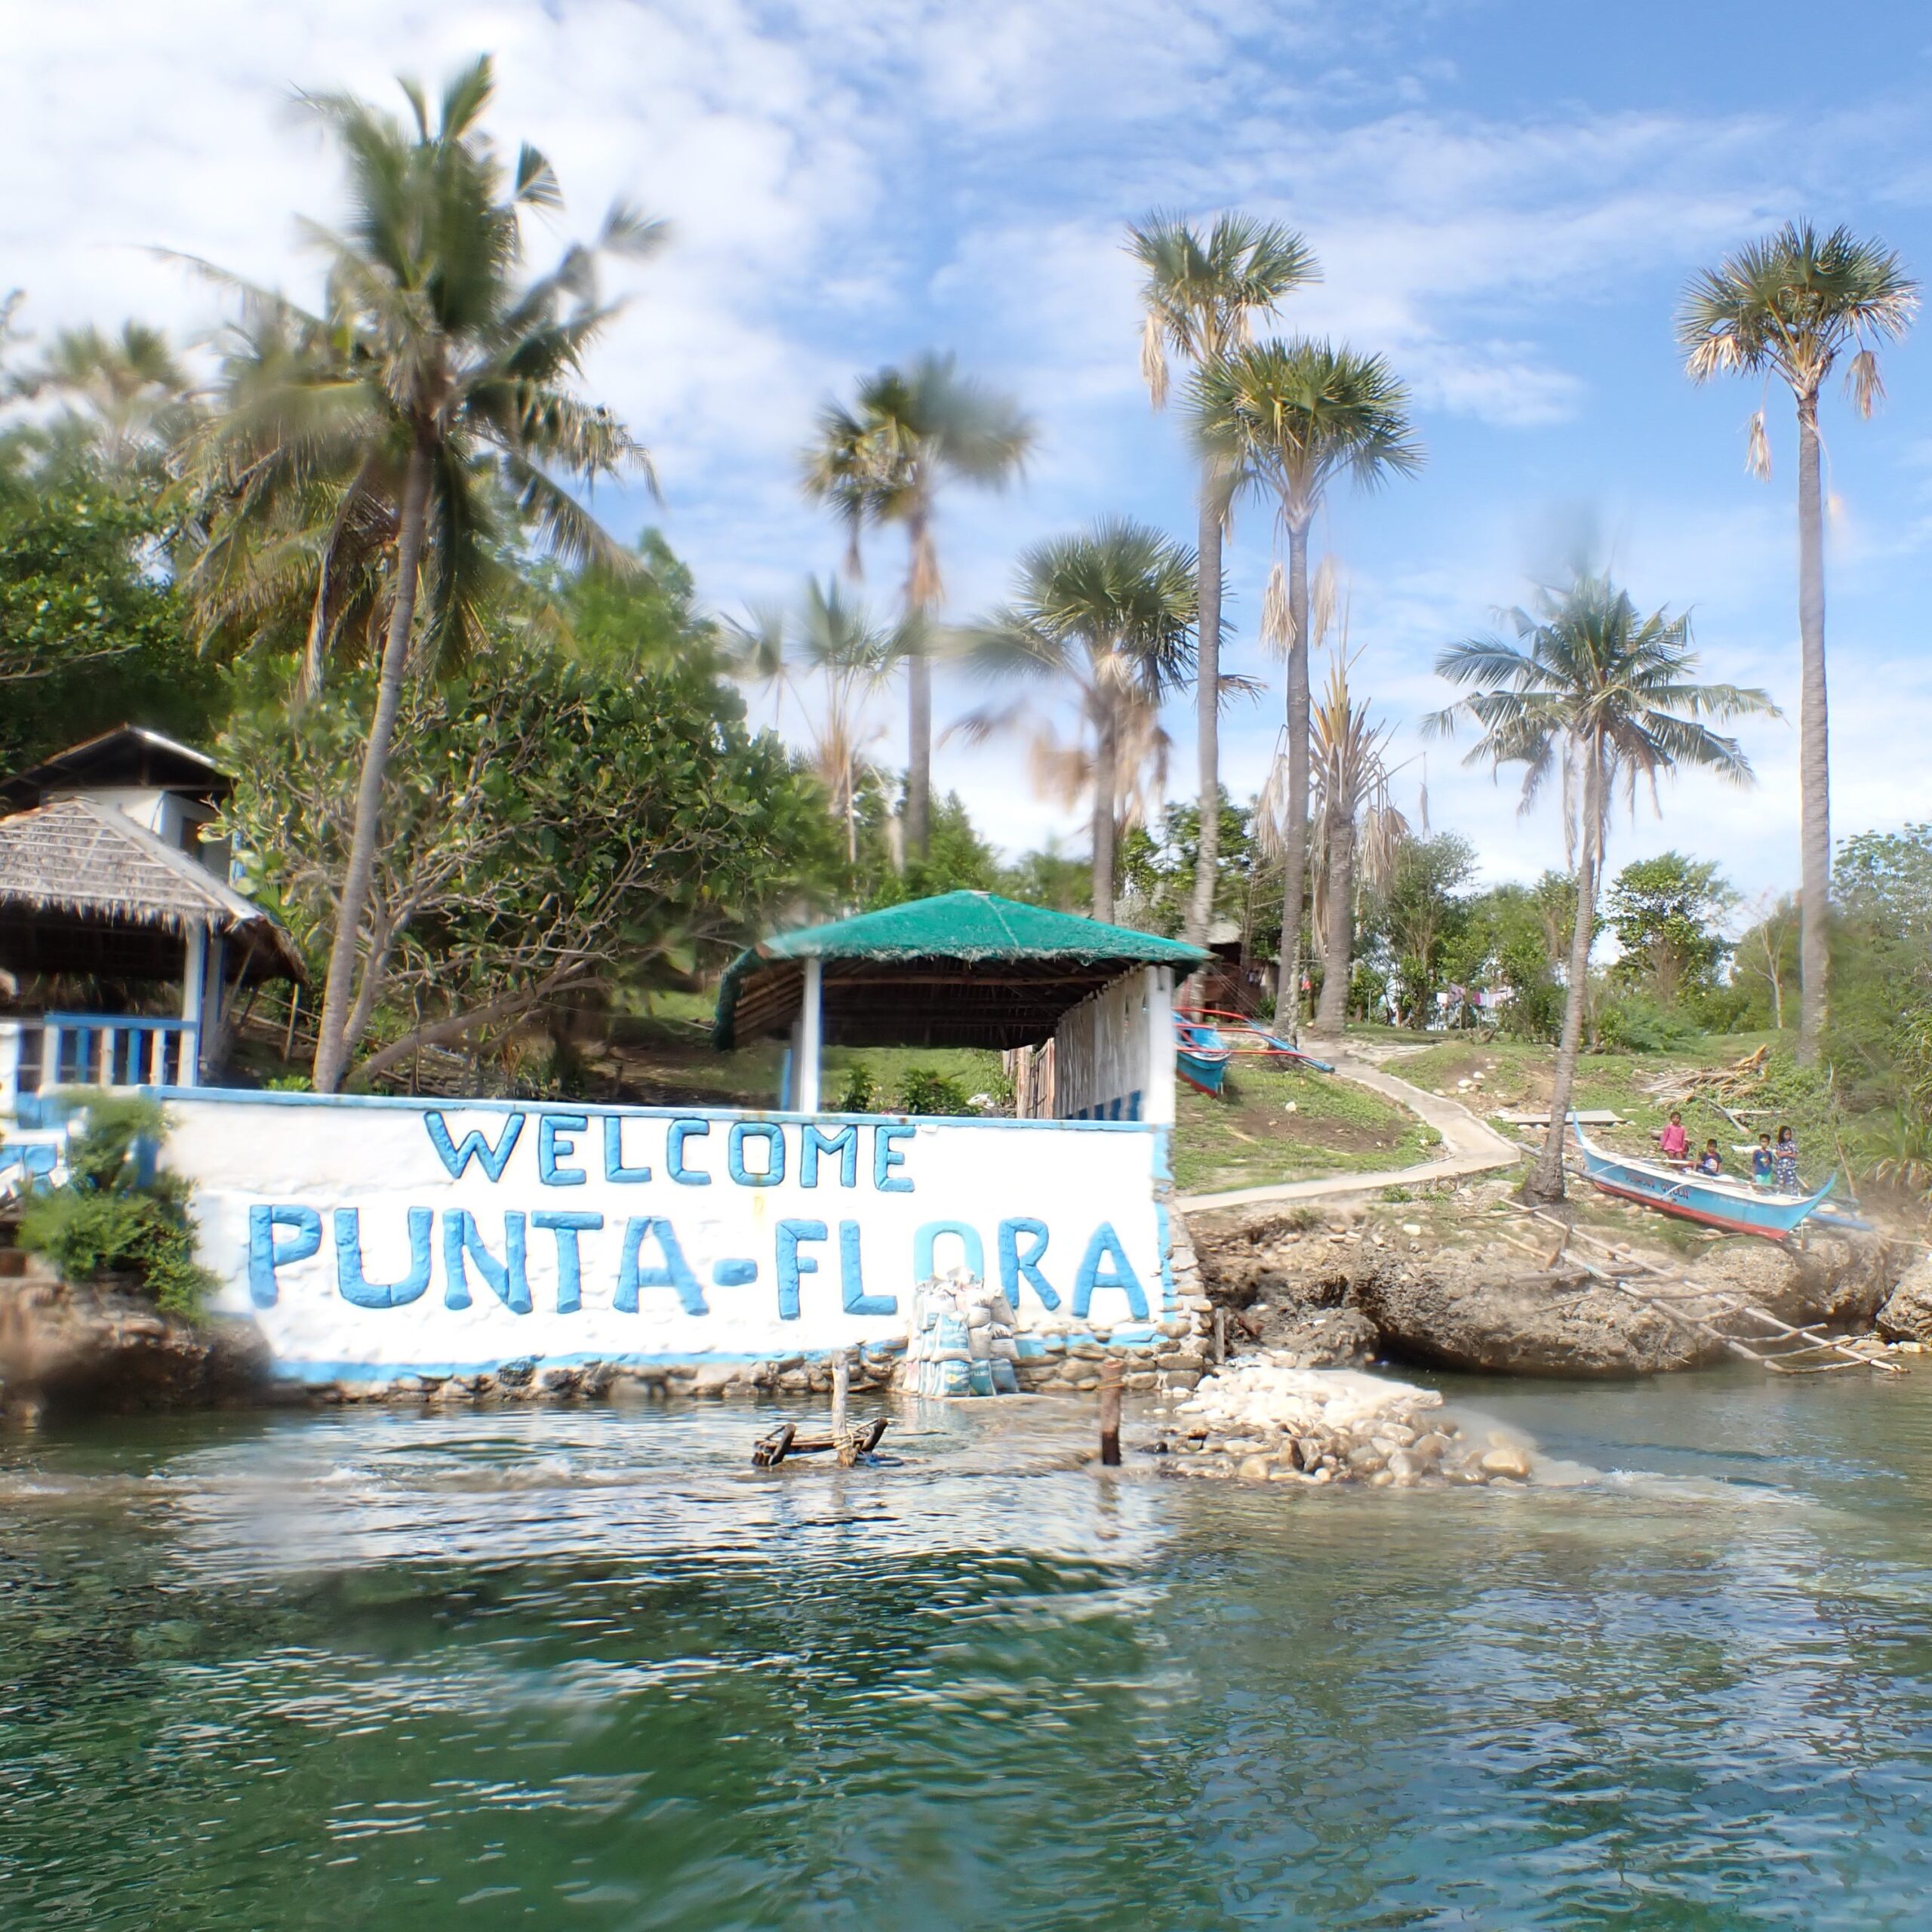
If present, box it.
[1172,1060,1438,1195]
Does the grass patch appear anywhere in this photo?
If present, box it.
[1173,1061,1438,1194]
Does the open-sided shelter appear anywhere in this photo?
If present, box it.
[713,890,1206,1122]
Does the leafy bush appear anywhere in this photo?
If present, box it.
[896,1067,972,1116]
[1592,994,1703,1054]
[832,1063,878,1113]
[16,1097,214,1318]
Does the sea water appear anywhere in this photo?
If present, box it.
[5,1369,1932,1929]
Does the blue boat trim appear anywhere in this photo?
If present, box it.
[1572,1121,1834,1241]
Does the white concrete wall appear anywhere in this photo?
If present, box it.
[157,1091,1177,1383]
[1052,967,1174,1124]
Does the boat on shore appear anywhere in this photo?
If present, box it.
[1572,1120,1835,1241]
[1175,1017,1233,1096]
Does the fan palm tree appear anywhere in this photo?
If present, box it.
[800,353,1032,861]
[1429,573,1777,1202]
[1126,211,1317,946]
[180,56,657,1092]
[960,518,1197,921]
[1676,223,1918,1063]
[1191,340,1422,1025]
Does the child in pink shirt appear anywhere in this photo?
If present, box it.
[1660,1111,1688,1164]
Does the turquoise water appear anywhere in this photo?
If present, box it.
[5,1371,1932,1929]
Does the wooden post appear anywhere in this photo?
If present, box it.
[1212,1306,1227,1365]
[1098,1358,1122,1466]
[830,1349,849,1441]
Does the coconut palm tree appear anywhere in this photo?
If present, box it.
[11,321,199,480]
[801,354,1032,862]
[1126,211,1317,946]
[1429,572,1777,1202]
[1676,223,1918,1064]
[181,56,657,1093]
[1191,340,1422,1025]
[960,518,1197,922]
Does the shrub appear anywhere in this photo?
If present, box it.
[1593,994,1703,1054]
[896,1067,973,1116]
[16,1097,215,1318]
[832,1063,878,1113]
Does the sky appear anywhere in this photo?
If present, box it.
[8,0,1932,912]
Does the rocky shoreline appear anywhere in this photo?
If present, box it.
[1157,1358,1538,1487]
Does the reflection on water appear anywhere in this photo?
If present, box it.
[5,1372,1932,1929]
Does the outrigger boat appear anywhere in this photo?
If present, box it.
[1571,1119,1836,1242]
[1175,1017,1234,1096]
[1175,1007,1337,1078]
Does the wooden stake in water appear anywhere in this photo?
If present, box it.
[1098,1358,1123,1467]
[831,1351,850,1442]
[1212,1307,1227,1366]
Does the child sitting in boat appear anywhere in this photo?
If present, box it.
[1752,1134,1776,1187]
[1660,1111,1689,1165]
[1697,1139,1724,1176]
[1774,1126,1800,1192]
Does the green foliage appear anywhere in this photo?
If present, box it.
[0,461,223,771]
[1828,824,1932,1108]
[1118,792,1254,936]
[1606,851,1736,1002]
[1361,832,1478,1023]
[15,1097,214,1317]
[856,789,1002,908]
[895,1066,973,1116]
[832,1063,878,1113]
[1592,992,1704,1054]
[220,576,840,1084]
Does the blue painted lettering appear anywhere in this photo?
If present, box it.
[728,1121,786,1187]
[1071,1222,1148,1320]
[666,1119,712,1186]
[534,1211,603,1313]
[247,1203,321,1308]
[998,1217,1060,1310]
[614,1217,707,1315]
[712,1258,758,1287]
[602,1115,651,1183]
[423,1111,525,1182]
[913,1220,984,1283]
[334,1207,434,1309]
[800,1122,857,1189]
[839,1221,897,1315]
[441,1210,533,1313]
[776,1219,826,1319]
[537,1113,588,1186]
[873,1124,915,1193]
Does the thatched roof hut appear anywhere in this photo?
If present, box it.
[0,796,302,984]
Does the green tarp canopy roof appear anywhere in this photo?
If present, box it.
[712,890,1206,1051]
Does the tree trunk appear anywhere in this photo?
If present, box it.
[312,434,434,1094]
[1274,515,1312,1029]
[1091,708,1118,924]
[1527,734,1604,1204]
[1314,806,1355,1035]
[905,648,932,862]
[1184,485,1222,947]
[1795,387,1830,1065]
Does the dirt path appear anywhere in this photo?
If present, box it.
[1174,1047,1524,1212]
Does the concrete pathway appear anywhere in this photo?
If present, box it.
[1175,1046,1524,1214]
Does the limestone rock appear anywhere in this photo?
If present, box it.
[1878,1254,1932,1343]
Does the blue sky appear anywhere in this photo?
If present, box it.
[11,0,1932,908]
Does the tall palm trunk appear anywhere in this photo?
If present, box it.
[1091,706,1118,924]
[1184,486,1223,947]
[1315,805,1355,1035]
[905,650,932,862]
[312,434,433,1094]
[1795,386,1830,1065]
[1527,734,1604,1204]
[1275,515,1312,1026]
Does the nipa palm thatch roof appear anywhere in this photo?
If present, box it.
[714,891,1205,1050]
[0,797,303,983]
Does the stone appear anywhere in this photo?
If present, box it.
[1877,1254,1932,1343]
[1480,1445,1532,1481]
[1237,1454,1275,1481]
[1386,1449,1420,1484]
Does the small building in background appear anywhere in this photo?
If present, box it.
[0,727,301,1164]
